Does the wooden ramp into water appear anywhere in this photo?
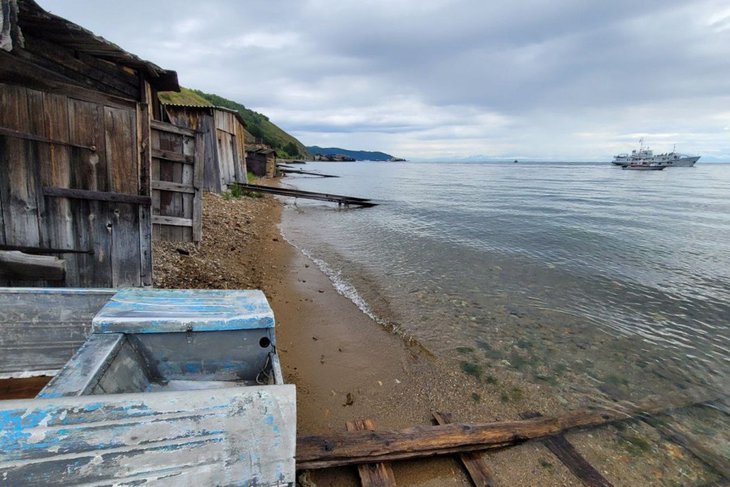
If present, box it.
[233,183,377,207]
[278,168,340,178]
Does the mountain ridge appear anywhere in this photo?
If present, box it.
[307,146,395,161]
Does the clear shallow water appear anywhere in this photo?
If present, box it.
[280,162,730,412]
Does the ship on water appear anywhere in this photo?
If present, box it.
[612,141,700,167]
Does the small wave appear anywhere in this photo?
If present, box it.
[279,226,392,330]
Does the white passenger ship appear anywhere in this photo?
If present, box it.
[612,141,700,167]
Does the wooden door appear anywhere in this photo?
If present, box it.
[0,83,150,287]
[150,121,203,242]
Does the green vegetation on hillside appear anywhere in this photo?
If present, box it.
[158,88,310,159]
[158,87,213,106]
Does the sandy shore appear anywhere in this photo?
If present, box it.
[153,193,583,486]
[153,192,719,487]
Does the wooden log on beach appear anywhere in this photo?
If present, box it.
[297,395,722,470]
[346,419,397,487]
[520,411,613,487]
[433,412,495,487]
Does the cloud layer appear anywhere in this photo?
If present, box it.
[40,0,730,160]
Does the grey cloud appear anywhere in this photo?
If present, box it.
[37,0,730,160]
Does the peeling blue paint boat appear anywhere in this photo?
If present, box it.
[0,288,296,486]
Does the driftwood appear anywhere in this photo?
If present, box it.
[520,412,613,487]
[0,251,65,280]
[346,419,397,487]
[433,412,495,487]
[297,396,722,470]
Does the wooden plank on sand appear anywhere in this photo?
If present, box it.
[519,412,613,487]
[346,419,397,487]
[433,412,495,487]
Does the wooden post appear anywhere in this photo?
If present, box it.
[346,419,397,487]
[137,79,153,286]
[192,130,204,242]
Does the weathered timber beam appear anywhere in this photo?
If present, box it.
[0,251,65,280]
[279,168,339,178]
[346,419,397,487]
[0,126,95,151]
[433,412,496,487]
[151,120,197,137]
[151,149,194,164]
[151,215,193,227]
[296,395,724,470]
[0,244,92,255]
[297,419,548,470]
[151,180,195,194]
[44,187,151,206]
[520,411,613,487]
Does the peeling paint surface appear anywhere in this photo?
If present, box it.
[0,386,296,486]
[92,289,275,333]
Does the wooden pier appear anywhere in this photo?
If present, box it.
[278,168,340,178]
[232,183,378,207]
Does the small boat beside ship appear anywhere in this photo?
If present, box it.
[612,141,700,167]
[621,162,666,171]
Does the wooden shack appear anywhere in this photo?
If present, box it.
[247,146,277,178]
[163,104,248,192]
[0,0,204,287]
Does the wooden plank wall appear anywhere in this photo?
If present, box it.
[213,110,246,187]
[165,107,246,192]
[0,82,148,287]
[165,108,222,192]
[150,121,202,242]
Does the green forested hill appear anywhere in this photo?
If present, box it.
[158,88,310,159]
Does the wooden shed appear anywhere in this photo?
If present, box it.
[246,146,277,178]
[0,0,201,287]
[163,104,248,192]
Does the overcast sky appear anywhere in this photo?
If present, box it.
[39,0,730,161]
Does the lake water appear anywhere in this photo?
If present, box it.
[280,161,729,472]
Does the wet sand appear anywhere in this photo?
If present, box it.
[153,192,721,487]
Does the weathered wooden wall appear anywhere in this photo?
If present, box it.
[247,149,276,178]
[150,120,203,242]
[0,82,151,287]
[213,109,246,187]
[165,106,247,192]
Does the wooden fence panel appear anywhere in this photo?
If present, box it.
[151,121,202,242]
